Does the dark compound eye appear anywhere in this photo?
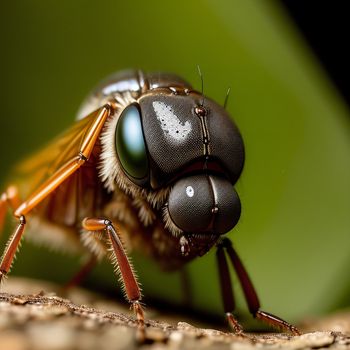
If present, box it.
[116,103,149,181]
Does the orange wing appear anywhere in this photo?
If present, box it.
[10,111,111,228]
[12,114,93,195]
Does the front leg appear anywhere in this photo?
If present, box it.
[217,238,300,335]
[216,244,243,333]
[82,217,145,337]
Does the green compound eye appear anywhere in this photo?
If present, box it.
[116,104,149,181]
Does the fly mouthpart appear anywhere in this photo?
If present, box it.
[179,235,190,256]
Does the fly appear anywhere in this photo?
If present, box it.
[0,70,300,337]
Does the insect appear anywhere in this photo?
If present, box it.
[0,70,299,336]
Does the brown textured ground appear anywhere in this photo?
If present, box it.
[0,278,349,350]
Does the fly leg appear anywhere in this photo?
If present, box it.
[0,104,114,287]
[0,185,22,234]
[82,217,145,339]
[0,215,26,284]
[219,237,300,335]
[0,186,24,284]
[216,242,243,333]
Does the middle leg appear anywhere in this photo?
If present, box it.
[82,217,145,334]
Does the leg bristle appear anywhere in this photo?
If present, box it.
[0,270,7,287]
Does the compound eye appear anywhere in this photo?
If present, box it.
[116,103,149,181]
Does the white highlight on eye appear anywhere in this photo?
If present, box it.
[186,186,194,198]
[152,101,191,141]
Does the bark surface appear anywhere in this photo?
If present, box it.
[0,278,349,350]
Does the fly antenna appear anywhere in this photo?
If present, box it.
[197,65,205,106]
[224,86,231,109]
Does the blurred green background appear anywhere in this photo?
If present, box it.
[1,0,349,327]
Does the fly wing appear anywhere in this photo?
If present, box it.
[10,110,111,227]
[12,115,92,194]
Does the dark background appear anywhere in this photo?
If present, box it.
[281,1,349,108]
